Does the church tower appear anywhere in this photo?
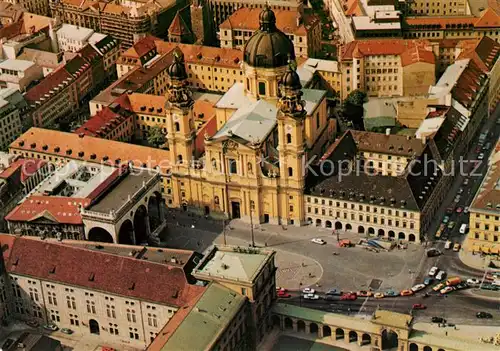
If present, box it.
[277,60,307,226]
[165,52,195,169]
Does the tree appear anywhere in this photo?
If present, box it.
[147,125,166,148]
[344,89,367,107]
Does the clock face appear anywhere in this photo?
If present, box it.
[174,115,180,122]
[286,125,292,132]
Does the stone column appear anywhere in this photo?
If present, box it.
[318,325,323,338]
[344,330,350,343]
[292,320,298,332]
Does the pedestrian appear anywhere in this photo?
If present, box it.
[445,331,448,336]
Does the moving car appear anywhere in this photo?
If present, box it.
[302,288,315,294]
[444,241,452,250]
[463,178,469,186]
[456,282,469,290]
[453,243,461,252]
[412,304,426,310]
[433,283,445,292]
[357,290,372,297]
[454,195,461,203]
[311,238,326,245]
[440,286,454,294]
[435,224,445,239]
[340,292,357,301]
[447,221,455,230]
[467,278,480,286]
[431,317,445,323]
[374,292,384,299]
[428,267,439,276]
[424,277,433,286]
[303,293,320,300]
[442,216,450,224]
[277,290,291,298]
[42,323,58,331]
[426,248,441,257]
[459,223,469,234]
[458,188,464,194]
[400,289,414,296]
[436,270,446,280]
[326,288,342,296]
[478,153,485,160]
[476,312,493,319]
[411,284,426,292]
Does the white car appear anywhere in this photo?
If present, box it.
[429,266,439,277]
[311,238,326,245]
[478,153,485,160]
[436,270,446,280]
[303,293,320,300]
[411,284,426,292]
[467,278,480,286]
[440,286,454,294]
[302,288,315,294]
[464,206,469,214]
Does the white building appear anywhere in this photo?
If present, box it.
[0,59,43,91]
[56,24,105,53]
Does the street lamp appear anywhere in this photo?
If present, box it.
[250,201,255,247]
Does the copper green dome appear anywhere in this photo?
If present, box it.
[167,52,187,80]
[281,61,302,90]
[243,6,295,69]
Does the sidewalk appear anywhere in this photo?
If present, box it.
[413,322,500,343]
[459,250,500,272]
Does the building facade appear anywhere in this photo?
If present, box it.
[0,59,43,92]
[404,0,470,16]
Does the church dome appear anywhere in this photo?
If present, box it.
[281,63,302,91]
[167,52,187,80]
[243,6,295,69]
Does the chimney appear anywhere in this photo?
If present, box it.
[421,136,426,145]
[385,128,391,136]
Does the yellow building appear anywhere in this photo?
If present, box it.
[219,7,321,58]
[405,0,470,16]
[340,39,435,100]
[467,141,500,254]
[10,7,335,228]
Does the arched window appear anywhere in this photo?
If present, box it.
[247,162,253,174]
[288,167,293,177]
[174,122,180,132]
[258,82,266,95]
[211,158,217,170]
[286,133,292,144]
[177,155,183,163]
[214,196,219,205]
[246,78,250,90]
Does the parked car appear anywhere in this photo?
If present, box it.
[442,216,450,224]
[476,312,493,319]
[42,323,58,331]
[440,286,454,294]
[424,277,433,286]
[311,238,326,245]
[454,195,461,203]
[463,178,469,186]
[426,248,441,257]
[431,316,445,323]
[453,243,461,252]
[374,292,384,299]
[412,304,426,310]
[340,292,357,301]
[411,284,426,292]
[447,221,455,230]
[303,293,320,300]
[467,278,480,286]
[26,320,39,328]
[303,288,315,294]
[428,266,439,276]
[357,290,372,297]
[464,206,469,213]
[326,288,342,296]
[456,282,469,290]
[1,339,15,350]
[61,328,73,334]
[385,290,398,297]
[478,153,485,160]
[444,241,452,250]
[436,270,446,280]
[456,207,463,213]
[400,289,414,296]
[445,207,454,214]
[324,295,337,301]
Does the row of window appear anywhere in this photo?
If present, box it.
[307,197,415,218]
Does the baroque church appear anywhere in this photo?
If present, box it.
[164,6,334,226]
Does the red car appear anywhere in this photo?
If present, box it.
[412,304,426,310]
[340,293,357,301]
[277,291,291,298]
[456,207,463,213]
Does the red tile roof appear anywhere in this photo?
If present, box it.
[195,116,216,156]
[474,8,500,28]
[5,196,89,225]
[405,16,477,27]
[24,67,73,105]
[75,105,133,137]
[1,234,206,306]
[0,158,46,183]
[341,39,434,64]
[452,59,487,109]
[168,12,191,36]
[457,36,500,73]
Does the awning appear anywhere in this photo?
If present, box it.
[471,244,481,252]
[489,247,499,255]
[481,247,491,254]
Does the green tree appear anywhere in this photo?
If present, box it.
[344,89,367,107]
[147,125,166,148]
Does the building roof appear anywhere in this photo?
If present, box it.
[24,67,73,106]
[352,16,401,31]
[10,128,172,174]
[341,39,433,64]
[0,59,36,71]
[155,283,246,351]
[1,234,206,306]
[214,82,251,110]
[127,93,166,114]
[5,195,88,225]
[168,12,191,36]
[470,154,500,214]
[56,23,94,41]
[451,59,487,109]
[0,158,46,183]
[405,16,477,28]
[17,49,63,70]
[75,103,134,138]
[350,130,426,157]
[457,36,500,73]
[220,8,319,36]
